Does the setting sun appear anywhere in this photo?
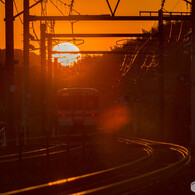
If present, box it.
[52,42,81,66]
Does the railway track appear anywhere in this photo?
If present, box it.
[1,136,191,195]
[0,144,71,163]
[0,132,98,163]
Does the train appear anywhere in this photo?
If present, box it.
[56,86,99,131]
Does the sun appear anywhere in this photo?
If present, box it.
[52,42,81,66]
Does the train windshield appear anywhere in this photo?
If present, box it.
[58,91,98,110]
[85,95,98,110]
[58,95,72,110]
[73,95,83,110]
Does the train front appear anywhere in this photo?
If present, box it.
[57,87,99,132]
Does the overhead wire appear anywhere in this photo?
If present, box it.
[32,22,40,45]
[41,0,47,17]
[120,16,157,76]
[121,25,157,77]
[47,0,83,46]
[122,43,139,69]
[49,0,65,16]
[171,0,181,11]
[58,0,67,14]
[121,0,186,78]
[58,0,80,15]
[164,0,187,53]
[69,0,76,45]
[177,21,183,41]
[0,0,5,4]
[13,0,23,24]
[148,55,157,68]
[68,0,84,46]
[40,0,56,40]
[168,21,173,42]
[141,54,149,69]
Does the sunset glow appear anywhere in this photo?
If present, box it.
[0,0,188,50]
[52,42,81,66]
[0,0,193,193]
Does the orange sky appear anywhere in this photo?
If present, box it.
[0,0,189,51]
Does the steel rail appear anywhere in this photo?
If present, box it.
[0,144,82,163]
[1,132,100,144]
[2,137,190,194]
[0,132,100,161]
[0,145,56,159]
[0,144,66,163]
[1,138,153,195]
[74,137,191,194]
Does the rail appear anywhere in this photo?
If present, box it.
[1,137,153,195]
[75,137,191,194]
[0,137,191,194]
[0,125,6,147]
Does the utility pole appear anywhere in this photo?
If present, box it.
[23,0,30,142]
[192,0,195,146]
[5,0,15,145]
[47,36,52,137]
[41,23,47,135]
[158,9,164,140]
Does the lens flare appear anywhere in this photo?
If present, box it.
[99,105,130,133]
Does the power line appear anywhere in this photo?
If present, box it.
[0,0,5,4]
[13,0,23,24]
[68,0,84,46]
[177,21,183,41]
[121,22,158,76]
[58,0,80,15]
[41,0,47,16]
[31,22,40,45]
[49,0,65,16]
[168,21,173,42]
[171,0,181,11]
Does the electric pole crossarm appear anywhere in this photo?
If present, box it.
[52,51,154,54]
[29,15,191,21]
[140,11,191,16]
[45,33,150,38]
